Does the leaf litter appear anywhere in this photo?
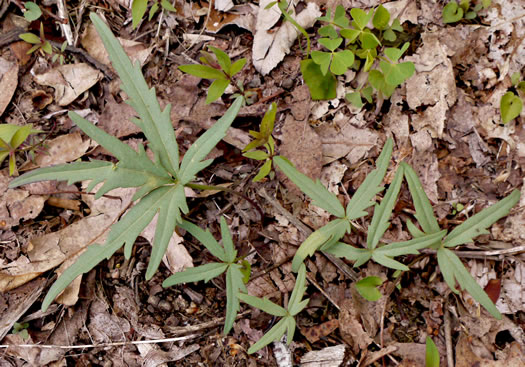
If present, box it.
[1,0,525,365]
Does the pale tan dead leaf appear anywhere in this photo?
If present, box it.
[389,343,426,366]
[33,63,103,106]
[383,0,419,24]
[313,112,379,165]
[32,132,91,168]
[338,298,373,355]
[300,344,349,367]
[98,95,141,138]
[206,4,257,33]
[0,171,47,231]
[456,333,525,367]
[253,0,321,75]
[0,57,18,117]
[405,33,457,139]
[0,186,135,296]
[408,151,440,203]
[215,0,234,12]
[278,114,323,193]
[88,299,130,343]
[81,23,152,68]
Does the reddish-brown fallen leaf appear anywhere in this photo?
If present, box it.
[484,278,501,304]
[301,319,339,344]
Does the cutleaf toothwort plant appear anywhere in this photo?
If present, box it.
[275,138,519,320]
[9,13,244,312]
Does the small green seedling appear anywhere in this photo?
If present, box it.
[163,217,250,335]
[425,336,440,367]
[132,0,177,29]
[355,276,383,301]
[500,72,524,124]
[238,264,309,353]
[243,103,277,182]
[11,322,30,341]
[403,162,519,319]
[0,124,41,176]
[179,47,247,104]
[20,23,52,56]
[51,41,68,65]
[10,13,243,312]
[442,0,491,24]
[23,1,42,21]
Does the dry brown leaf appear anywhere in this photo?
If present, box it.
[98,95,141,138]
[338,298,373,355]
[253,0,321,75]
[30,132,91,168]
[300,319,339,343]
[33,63,103,106]
[300,344,348,367]
[456,333,525,367]
[279,114,323,193]
[0,57,18,117]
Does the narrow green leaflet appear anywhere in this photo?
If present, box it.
[177,220,226,261]
[162,263,228,285]
[238,294,287,317]
[220,216,236,263]
[291,218,350,272]
[437,248,501,319]
[346,138,392,220]
[179,97,243,184]
[367,165,404,250]
[323,242,372,267]
[274,156,345,218]
[246,318,287,354]
[225,265,247,334]
[288,264,307,315]
[426,337,440,367]
[146,184,189,279]
[206,78,230,104]
[372,230,446,270]
[402,162,441,234]
[443,190,520,248]
[178,64,225,80]
[91,13,180,177]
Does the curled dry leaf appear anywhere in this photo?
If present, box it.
[0,57,18,117]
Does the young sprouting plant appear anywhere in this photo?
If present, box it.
[442,0,491,24]
[500,72,524,124]
[131,0,177,29]
[20,23,52,56]
[9,13,243,312]
[179,46,247,104]
[242,103,277,182]
[238,263,309,353]
[355,276,383,301]
[402,162,519,319]
[426,336,440,367]
[0,124,42,176]
[297,5,414,105]
[23,1,42,21]
[162,217,250,335]
[11,322,30,341]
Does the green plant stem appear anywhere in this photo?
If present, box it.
[186,183,264,220]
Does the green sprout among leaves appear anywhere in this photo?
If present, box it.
[442,0,492,24]
[238,263,309,353]
[179,46,247,104]
[20,23,52,56]
[500,72,524,124]
[23,1,42,21]
[11,322,30,341]
[243,103,277,182]
[162,217,250,335]
[10,13,243,312]
[355,276,383,301]
[132,0,177,29]
[426,336,440,367]
[0,124,42,176]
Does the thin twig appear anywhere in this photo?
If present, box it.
[0,335,198,350]
[444,308,454,367]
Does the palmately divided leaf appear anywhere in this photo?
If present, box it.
[367,165,404,250]
[179,97,243,184]
[177,220,226,261]
[145,184,189,279]
[444,189,520,248]
[90,13,180,177]
[346,138,392,220]
[273,156,345,218]
[291,218,351,272]
[437,248,501,319]
[402,162,441,234]
[162,262,228,286]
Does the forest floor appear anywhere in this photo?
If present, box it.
[1,0,525,366]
